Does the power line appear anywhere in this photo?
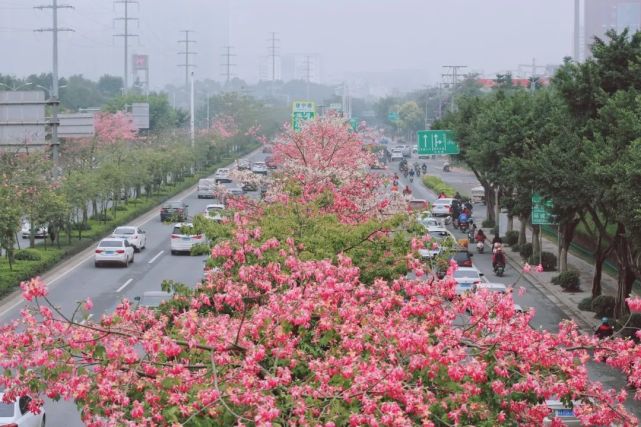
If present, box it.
[34,0,74,174]
[113,0,139,92]
[221,45,235,84]
[177,30,196,91]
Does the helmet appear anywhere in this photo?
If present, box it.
[602,317,609,323]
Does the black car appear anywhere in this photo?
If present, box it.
[450,250,473,268]
[160,200,188,222]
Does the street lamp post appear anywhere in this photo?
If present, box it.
[0,82,33,91]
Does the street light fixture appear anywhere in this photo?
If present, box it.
[0,82,32,91]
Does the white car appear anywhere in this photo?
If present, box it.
[472,282,508,294]
[134,291,173,309]
[420,217,442,229]
[110,226,146,252]
[401,145,411,157]
[452,267,483,295]
[214,168,232,183]
[21,222,47,239]
[204,203,225,222]
[431,198,456,217]
[426,226,455,242]
[391,151,403,161]
[95,238,135,267]
[0,393,45,427]
[197,178,216,199]
[170,223,206,255]
[251,161,268,174]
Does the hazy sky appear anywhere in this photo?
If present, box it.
[1,0,574,89]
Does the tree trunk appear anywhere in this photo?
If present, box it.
[532,225,540,263]
[613,223,636,319]
[559,217,580,273]
[507,215,514,233]
[518,214,528,247]
[592,256,604,299]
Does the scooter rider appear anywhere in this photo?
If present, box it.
[595,317,614,339]
[492,246,506,271]
[475,229,487,244]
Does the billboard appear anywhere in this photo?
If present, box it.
[132,54,149,71]
[58,112,95,138]
[131,103,149,130]
[0,91,46,147]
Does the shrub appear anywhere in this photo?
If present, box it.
[421,176,457,197]
[519,243,533,260]
[578,297,594,312]
[14,249,42,261]
[481,219,495,228]
[504,230,519,246]
[115,205,128,211]
[551,271,580,291]
[190,243,211,256]
[511,244,521,253]
[591,295,615,318]
[91,214,112,222]
[71,222,91,231]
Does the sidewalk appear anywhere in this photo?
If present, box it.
[438,174,618,333]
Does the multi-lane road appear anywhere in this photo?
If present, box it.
[1,144,638,424]
[0,149,270,426]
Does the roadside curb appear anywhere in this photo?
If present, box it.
[501,245,595,332]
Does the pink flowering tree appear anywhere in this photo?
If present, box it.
[3,220,641,426]
[94,112,138,144]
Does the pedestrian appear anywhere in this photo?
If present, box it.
[438,192,447,199]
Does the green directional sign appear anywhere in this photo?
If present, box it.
[349,118,359,131]
[291,101,316,132]
[417,130,459,155]
[388,111,399,122]
[531,194,555,225]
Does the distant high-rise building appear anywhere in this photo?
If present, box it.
[580,0,641,59]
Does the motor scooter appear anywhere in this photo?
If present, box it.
[494,263,505,277]
[476,241,485,253]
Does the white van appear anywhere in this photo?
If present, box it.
[197,179,216,199]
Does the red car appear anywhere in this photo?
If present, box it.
[265,156,277,169]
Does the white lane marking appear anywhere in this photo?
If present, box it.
[148,250,164,264]
[116,278,134,293]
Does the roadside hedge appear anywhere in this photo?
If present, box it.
[422,176,458,198]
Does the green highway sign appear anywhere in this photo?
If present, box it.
[291,101,316,132]
[417,130,459,155]
[349,118,359,131]
[531,194,555,225]
[388,111,399,122]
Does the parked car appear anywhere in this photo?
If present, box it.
[262,145,273,153]
[110,226,147,252]
[265,156,277,169]
[214,168,232,183]
[134,291,173,309]
[0,393,45,427]
[431,198,456,217]
[452,267,483,295]
[252,161,268,174]
[160,201,188,222]
[450,250,474,268]
[20,221,47,239]
[170,223,205,255]
[95,238,135,267]
[197,178,216,199]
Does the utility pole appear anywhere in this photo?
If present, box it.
[441,65,467,113]
[518,58,546,92]
[35,0,73,175]
[178,30,197,93]
[190,71,195,147]
[114,0,138,92]
[221,46,235,84]
[574,0,581,62]
[268,32,279,82]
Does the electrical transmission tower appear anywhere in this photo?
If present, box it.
[267,32,279,81]
[114,0,139,92]
[303,55,313,99]
[441,65,467,112]
[35,0,74,173]
[221,46,235,84]
[177,30,197,92]
[518,58,547,91]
